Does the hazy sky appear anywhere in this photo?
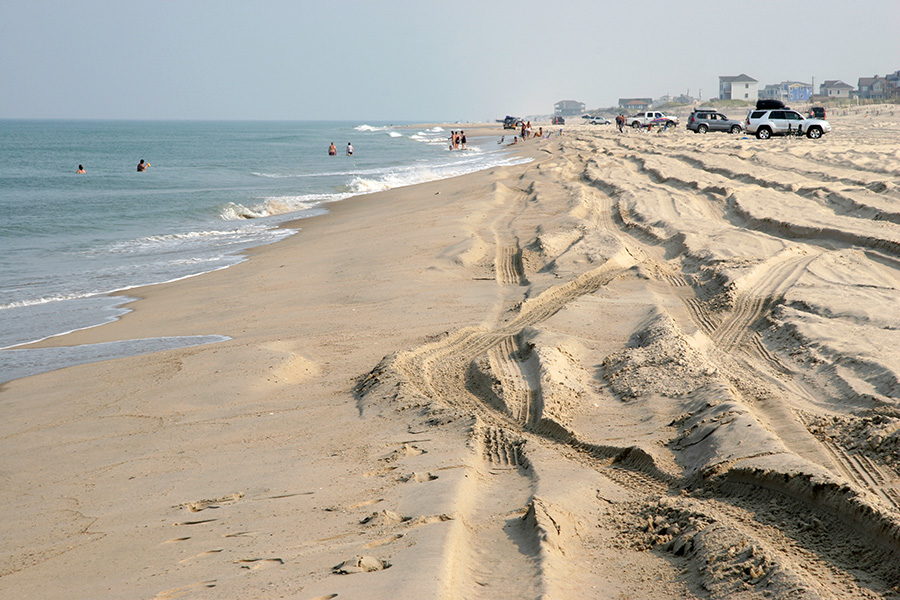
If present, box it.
[1,0,897,120]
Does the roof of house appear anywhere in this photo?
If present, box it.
[719,74,758,83]
[822,80,854,89]
[858,76,881,86]
[555,100,584,106]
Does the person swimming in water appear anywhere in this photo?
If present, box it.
[328,142,337,156]
[76,164,86,174]
[137,159,150,172]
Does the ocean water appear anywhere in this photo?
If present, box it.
[0,120,527,381]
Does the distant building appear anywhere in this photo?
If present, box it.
[819,80,854,99]
[857,75,888,99]
[759,81,812,103]
[887,70,900,97]
[554,100,586,116]
[759,84,781,101]
[858,71,900,100]
[719,74,758,101]
[618,97,652,110]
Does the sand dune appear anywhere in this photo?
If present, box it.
[1,111,898,599]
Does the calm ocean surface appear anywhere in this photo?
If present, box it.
[0,120,526,381]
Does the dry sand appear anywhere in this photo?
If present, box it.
[1,107,899,599]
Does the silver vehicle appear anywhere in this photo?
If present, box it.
[744,109,832,139]
[687,111,743,134]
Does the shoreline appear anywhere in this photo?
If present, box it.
[3,113,898,599]
[5,125,532,366]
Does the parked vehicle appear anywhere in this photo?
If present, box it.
[587,117,611,125]
[551,116,565,125]
[628,111,678,129]
[808,106,826,119]
[687,111,743,134]
[503,116,521,129]
[744,109,832,139]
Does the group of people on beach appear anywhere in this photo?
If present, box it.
[448,131,467,150]
[328,142,353,156]
[502,121,550,146]
[75,159,151,173]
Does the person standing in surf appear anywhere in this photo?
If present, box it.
[328,142,337,156]
[136,159,150,172]
[346,142,353,156]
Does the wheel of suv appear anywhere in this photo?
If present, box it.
[697,124,708,133]
[631,121,640,129]
[806,126,822,139]
[756,127,772,139]
[666,121,675,128]
[730,125,742,134]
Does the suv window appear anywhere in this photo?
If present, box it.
[785,112,803,120]
[769,111,787,119]
[751,111,766,119]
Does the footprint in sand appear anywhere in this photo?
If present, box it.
[398,471,438,483]
[380,443,427,463]
[153,580,217,600]
[364,533,404,548]
[234,557,284,571]
[332,555,391,574]
[174,518,218,526]
[359,509,410,526]
[174,492,243,513]
[178,549,223,564]
[346,498,383,510]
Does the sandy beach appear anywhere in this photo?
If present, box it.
[2,108,899,599]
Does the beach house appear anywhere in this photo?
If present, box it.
[719,74,758,101]
[819,80,854,99]
[554,100,586,116]
[759,81,813,103]
[857,76,887,100]
[618,98,652,111]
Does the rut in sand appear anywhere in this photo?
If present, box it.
[353,125,900,598]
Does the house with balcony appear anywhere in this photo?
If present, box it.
[554,100,586,116]
[719,74,758,101]
[857,76,887,99]
[819,80,854,99]
[618,98,652,111]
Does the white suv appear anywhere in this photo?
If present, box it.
[744,109,831,139]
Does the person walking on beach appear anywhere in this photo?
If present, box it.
[346,142,354,156]
[328,142,337,156]
[136,159,150,172]
[460,131,467,150]
[76,164,86,174]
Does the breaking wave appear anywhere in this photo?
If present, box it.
[220,193,349,220]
